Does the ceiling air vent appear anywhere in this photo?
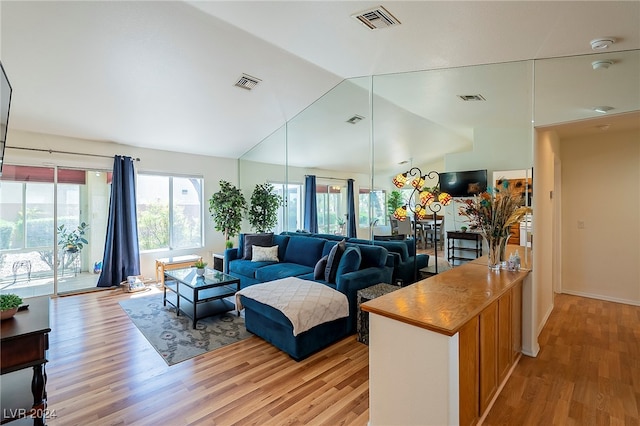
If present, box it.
[346,115,364,124]
[352,6,400,30]
[457,94,486,101]
[235,74,261,90]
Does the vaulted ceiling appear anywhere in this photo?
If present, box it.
[1,1,639,161]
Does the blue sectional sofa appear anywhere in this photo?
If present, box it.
[281,232,429,285]
[226,233,393,330]
[225,232,394,359]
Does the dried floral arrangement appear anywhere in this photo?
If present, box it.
[458,179,532,242]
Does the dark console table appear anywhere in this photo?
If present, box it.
[447,231,482,265]
[1,296,50,425]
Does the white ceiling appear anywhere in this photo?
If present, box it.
[1,1,639,163]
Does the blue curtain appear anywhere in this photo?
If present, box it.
[97,156,140,287]
[303,175,318,233]
[347,179,357,238]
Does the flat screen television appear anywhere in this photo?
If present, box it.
[439,169,487,197]
[0,61,12,177]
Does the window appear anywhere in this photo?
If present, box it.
[272,182,302,234]
[316,184,345,235]
[359,188,386,227]
[137,174,203,251]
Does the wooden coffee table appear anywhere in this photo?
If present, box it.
[163,268,240,329]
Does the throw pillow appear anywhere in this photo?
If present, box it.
[324,239,346,283]
[242,233,274,260]
[335,246,362,278]
[314,255,329,280]
[251,245,279,262]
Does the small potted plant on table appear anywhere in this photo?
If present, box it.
[193,259,208,277]
[1,293,23,320]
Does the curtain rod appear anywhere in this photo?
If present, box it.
[307,175,350,182]
[8,146,141,161]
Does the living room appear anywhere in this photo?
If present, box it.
[1,1,639,425]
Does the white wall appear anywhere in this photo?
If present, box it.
[559,128,640,304]
[5,129,238,280]
[533,130,559,349]
[440,127,533,232]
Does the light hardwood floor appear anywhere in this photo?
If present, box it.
[42,288,639,425]
[484,293,640,426]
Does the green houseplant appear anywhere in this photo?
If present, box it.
[0,293,23,320]
[57,222,89,253]
[193,259,208,276]
[387,190,403,215]
[208,180,246,248]
[248,182,283,233]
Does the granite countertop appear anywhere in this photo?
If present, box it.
[361,260,530,336]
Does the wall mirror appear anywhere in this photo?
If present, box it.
[239,49,639,240]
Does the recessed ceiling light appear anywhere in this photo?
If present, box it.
[593,106,614,114]
[590,38,615,50]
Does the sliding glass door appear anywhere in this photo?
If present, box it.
[316,183,346,235]
[0,165,110,297]
[0,165,55,297]
[56,168,110,294]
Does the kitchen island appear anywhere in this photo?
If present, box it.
[361,248,532,426]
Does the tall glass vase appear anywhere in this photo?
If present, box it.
[486,236,507,271]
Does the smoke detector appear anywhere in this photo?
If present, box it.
[590,38,615,50]
[352,6,401,30]
[593,106,614,114]
[592,60,613,70]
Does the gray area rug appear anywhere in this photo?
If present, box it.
[119,293,251,365]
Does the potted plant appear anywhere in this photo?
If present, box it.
[57,222,90,253]
[247,182,283,233]
[208,180,246,248]
[0,293,23,320]
[193,259,208,276]
[460,226,468,233]
[387,190,403,215]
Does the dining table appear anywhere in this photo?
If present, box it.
[414,218,441,249]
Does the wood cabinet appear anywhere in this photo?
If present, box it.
[498,289,512,383]
[476,282,522,419]
[363,260,529,426]
[508,222,520,245]
[1,297,50,425]
[479,301,498,414]
[512,281,523,360]
[459,284,521,425]
[459,317,480,426]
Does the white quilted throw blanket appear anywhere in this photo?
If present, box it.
[236,277,349,336]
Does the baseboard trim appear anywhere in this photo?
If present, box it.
[560,290,640,307]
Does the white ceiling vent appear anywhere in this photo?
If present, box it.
[235,74,261,90]
[346,114,364,124]
[352,6,400,30]
[458,94,486,101]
